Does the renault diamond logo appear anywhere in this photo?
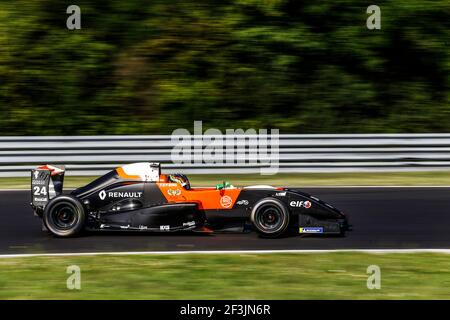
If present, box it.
[99,190,106,200]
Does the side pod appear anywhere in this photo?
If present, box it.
[31,165,65,216]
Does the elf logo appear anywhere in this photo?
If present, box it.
[290,200,312,209]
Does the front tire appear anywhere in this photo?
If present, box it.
[251,198,290,238]
[43,195,86,237]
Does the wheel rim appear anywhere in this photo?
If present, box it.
[49,202,79,230]
[255,204,284,232]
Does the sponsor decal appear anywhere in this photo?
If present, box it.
[275,192,286,197]
[158,183,178,187]
[236,200,249,206]
[183,221,196,227]
[299,227,323,234]
[33,197,48,202]
[31,170,49,187]
[138,225,148,230]
[32,180,47,186]
[220,195,233,208]
[160,225,170,231]
[290,200,312,209]
[98,190,143,200]
[167,189,181,196]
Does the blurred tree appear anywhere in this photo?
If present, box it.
[0,0,448,135]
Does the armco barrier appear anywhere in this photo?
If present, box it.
[2,134,450,176]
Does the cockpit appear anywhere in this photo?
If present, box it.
[117,162,161,182]
[167,173,191,190]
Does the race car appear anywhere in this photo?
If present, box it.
[31,162,350,238]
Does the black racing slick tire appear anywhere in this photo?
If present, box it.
[251,198,290,238]
[43,195,86,237]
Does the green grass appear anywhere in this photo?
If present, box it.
[4,171,450,189]
[0,253,450,299]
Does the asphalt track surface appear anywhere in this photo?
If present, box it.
[1,188,450,254]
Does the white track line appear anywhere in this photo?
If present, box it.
[1,249,450,259]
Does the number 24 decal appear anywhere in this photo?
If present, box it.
[33,186,47,196]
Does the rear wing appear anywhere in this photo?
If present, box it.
[31,165,65,215]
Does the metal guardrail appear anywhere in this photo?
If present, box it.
[2,134,450,177]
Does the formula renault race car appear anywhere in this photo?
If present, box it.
[31,163,349,238]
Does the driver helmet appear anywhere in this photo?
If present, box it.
[168,173,191,190]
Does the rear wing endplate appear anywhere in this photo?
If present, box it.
[31,165,65,211]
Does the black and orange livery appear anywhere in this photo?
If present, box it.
[31,163,349,238]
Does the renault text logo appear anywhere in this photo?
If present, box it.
[290,200,312,209]
[99,190,143,200]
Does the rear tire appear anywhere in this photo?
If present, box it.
[43,195,86,237]
[251,198,290,238]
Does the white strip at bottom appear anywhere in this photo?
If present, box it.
[1,248,450,259]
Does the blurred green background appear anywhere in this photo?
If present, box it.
[0,0,448,135]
